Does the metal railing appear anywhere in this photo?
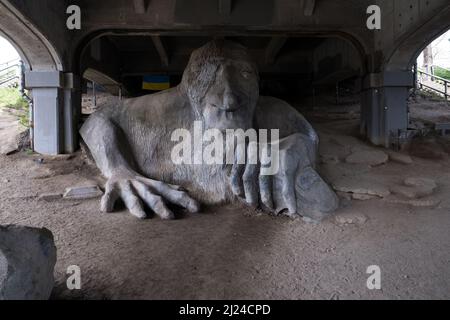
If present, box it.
[0,60,21,88]
[0,58,20,69]
[417,68,450,100]
[0,76,19,87]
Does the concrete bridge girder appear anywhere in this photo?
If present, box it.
[385,3,450,71]
[361,71,414,148]
[24,71,80,154]
[0,0,449,154]
[0,1,61,71]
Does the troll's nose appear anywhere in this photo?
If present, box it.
[222,92,240,112]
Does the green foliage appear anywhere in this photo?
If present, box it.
[0,87,29,127]
[25,148,34,155]
[434,66,450,81]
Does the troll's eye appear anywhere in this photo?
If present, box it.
[241,70,252,79]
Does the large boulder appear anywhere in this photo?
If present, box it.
[0,109,28,155]
[0,225,56,300]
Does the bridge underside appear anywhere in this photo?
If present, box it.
[0,0,449,154]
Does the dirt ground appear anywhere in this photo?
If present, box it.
[409,93,450,124]
[0,115,449,300]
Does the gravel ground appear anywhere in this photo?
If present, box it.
[0,119,449,300]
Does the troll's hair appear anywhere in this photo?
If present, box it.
[180,40,259,117]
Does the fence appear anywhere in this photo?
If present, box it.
[417,66,450,100]
[0,59,22,88]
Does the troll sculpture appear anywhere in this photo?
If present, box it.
[81,40,338,220]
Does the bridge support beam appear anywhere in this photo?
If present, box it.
[361,71,414,149]
[63,73,81,154]
[25,71,80,155]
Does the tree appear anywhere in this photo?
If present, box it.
[423,44,433,80]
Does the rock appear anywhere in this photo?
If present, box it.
[406,199,441,207]
[390,177,437,199]
[336,191,377,201]
[390,185,420,199]
[2,178,10,183]
[390,185,433,199]
[384,196,441,207]
[63,185,103,200]
[329,135,365,151]
[0,109,26,155]
[0,225,56,300]
[38,193,62,202]
[386,151,413,165]
[335,212,368,225]
[0,147,18,156]
[345,150,388,166]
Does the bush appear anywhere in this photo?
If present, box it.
[0,87,29,127]
[434,66,450,81]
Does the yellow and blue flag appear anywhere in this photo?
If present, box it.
[142,75,170,91]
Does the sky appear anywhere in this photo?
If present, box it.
[0,36,20,64]
[417,29,450,69]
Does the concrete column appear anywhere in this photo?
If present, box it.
[25,71,64,155]
[63,73,81,154]
[25,71,81,155]
[361,71,414,149]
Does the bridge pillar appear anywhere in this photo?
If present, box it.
[361,71,414,149]
[63,73,81,154]
[25,71,80,155]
